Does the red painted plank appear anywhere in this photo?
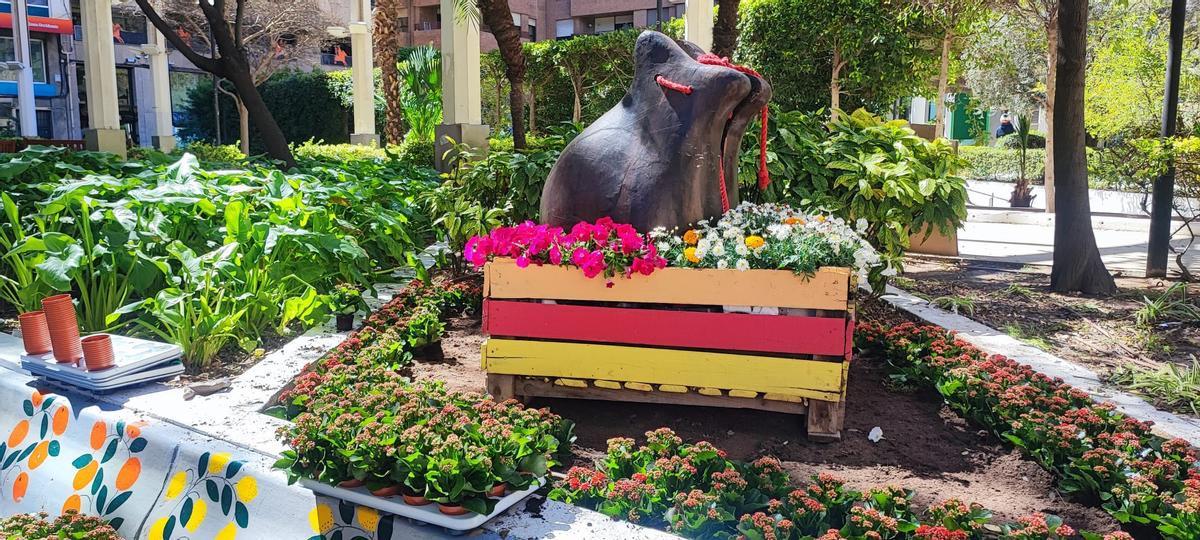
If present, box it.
[484,300,849,357]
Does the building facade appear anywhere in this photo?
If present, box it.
[0,0,686,147]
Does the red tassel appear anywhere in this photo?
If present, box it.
[655,75,693,95]
[758,106,770,190]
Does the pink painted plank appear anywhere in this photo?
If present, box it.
[483,299,849,357]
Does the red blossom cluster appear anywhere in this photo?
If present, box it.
[463,218,667,279]
[858,321,1200,539]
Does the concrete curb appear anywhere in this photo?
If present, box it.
[878,285,1200,446]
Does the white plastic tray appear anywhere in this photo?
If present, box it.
[299,477,544,532]
[25,360,184,391]
[19,333,182,382]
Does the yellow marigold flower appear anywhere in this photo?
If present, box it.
[817,215,826,222]
[683,229,699,245]
[745,236,765,250]
[684,247,700,263]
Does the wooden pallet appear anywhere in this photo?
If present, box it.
[480,258,854,441]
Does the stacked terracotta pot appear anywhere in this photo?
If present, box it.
[18,294,114,371]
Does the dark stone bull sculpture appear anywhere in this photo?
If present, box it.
[539,30,772,233]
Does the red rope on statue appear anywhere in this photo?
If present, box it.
[696,54,771,191]
[655,75,693,95]
[717,154,731,212]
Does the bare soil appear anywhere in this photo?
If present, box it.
[410,308,1119,533]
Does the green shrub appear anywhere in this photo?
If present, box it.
[959,146,1046,183]
[997,130,1046,149]
[740,108,968,290]
[398,137,436,168]
[292,140,390,163]
[183,141,247,164]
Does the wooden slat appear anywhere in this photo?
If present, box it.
[484,259,850,310]
[483,338,845,402]
[483,300,850,356]
[510,377,809,415]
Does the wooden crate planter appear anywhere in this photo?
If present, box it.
[480,258,855,441]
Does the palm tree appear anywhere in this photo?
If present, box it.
[374,0,406,144]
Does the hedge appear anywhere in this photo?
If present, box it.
[958,146,1046,184]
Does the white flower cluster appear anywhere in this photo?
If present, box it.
[650,202,889,278]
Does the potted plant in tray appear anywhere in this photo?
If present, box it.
[423,441,495,516]
[332,283,364,332]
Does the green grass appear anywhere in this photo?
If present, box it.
[997,283,1036,300]
[1003,323,1053,351]
[1109,359,1200,415]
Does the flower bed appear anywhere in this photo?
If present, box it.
[549,427,1129,540]
[0,510,123,539]
[275,277,574,516]
[857,322,1200,539]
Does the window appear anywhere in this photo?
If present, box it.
[594,16,614,33]
[555,19,572,39]
[614,14,633,30]
[529,18,536,40]
[1,0,49,17]
[511,13,520,26]
[0,35,47,83]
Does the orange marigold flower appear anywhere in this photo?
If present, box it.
[684,247,700,263]
[745,235,766,249]
[683,229,699,245]
[783,217,804,225]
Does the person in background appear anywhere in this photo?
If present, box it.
[995,113,1016,138]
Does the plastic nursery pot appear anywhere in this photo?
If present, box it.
[17,311,52,355]
[80,335,115,371]
[336,478,366,489]
[437,504,470,516]
[41,294,82,363]
[336,313,354,332]
[369,484,403,497]
[401,488,431,506]
[489,483,507,497]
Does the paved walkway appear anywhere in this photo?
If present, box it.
[953,209,1199,278]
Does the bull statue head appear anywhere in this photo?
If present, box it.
[539,30,771,233]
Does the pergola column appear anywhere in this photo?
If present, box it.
[685,0,713,52]
[145,29,176,153]
[349,0,378,146]
[79,0,126,156]
[12,0,37,137]
[435,0,487,170]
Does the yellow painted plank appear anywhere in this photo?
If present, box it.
[485,259,849,310]
[484,339,845,402]
[594,380,622,389]
[728,390,759,399]
[698,388,724,396]
[555,378,588,388]
[659,384,688,393]
[764,393,805,403]
[625,382,653,391]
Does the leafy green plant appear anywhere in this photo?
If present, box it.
[744,109,968,291]
[998,283,1036,300]
[1135,283,1200,327]
[0,511,123,540]
[932,295,976,316]
[399,46,442,143]
[1109,359,1200,415]
[1010,114,1036,207]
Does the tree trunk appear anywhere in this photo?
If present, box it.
[1049,0,1115,295]
[478,0,527,149]
[375,0,405,144]
[237,100,250,156]
[571,74,583,123]
[528,88,537,133]
[934,32,951,139]
[225,63,294,166]
[1044,9,1058,212]
[712,0,741,58]
[830,46,842,118]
